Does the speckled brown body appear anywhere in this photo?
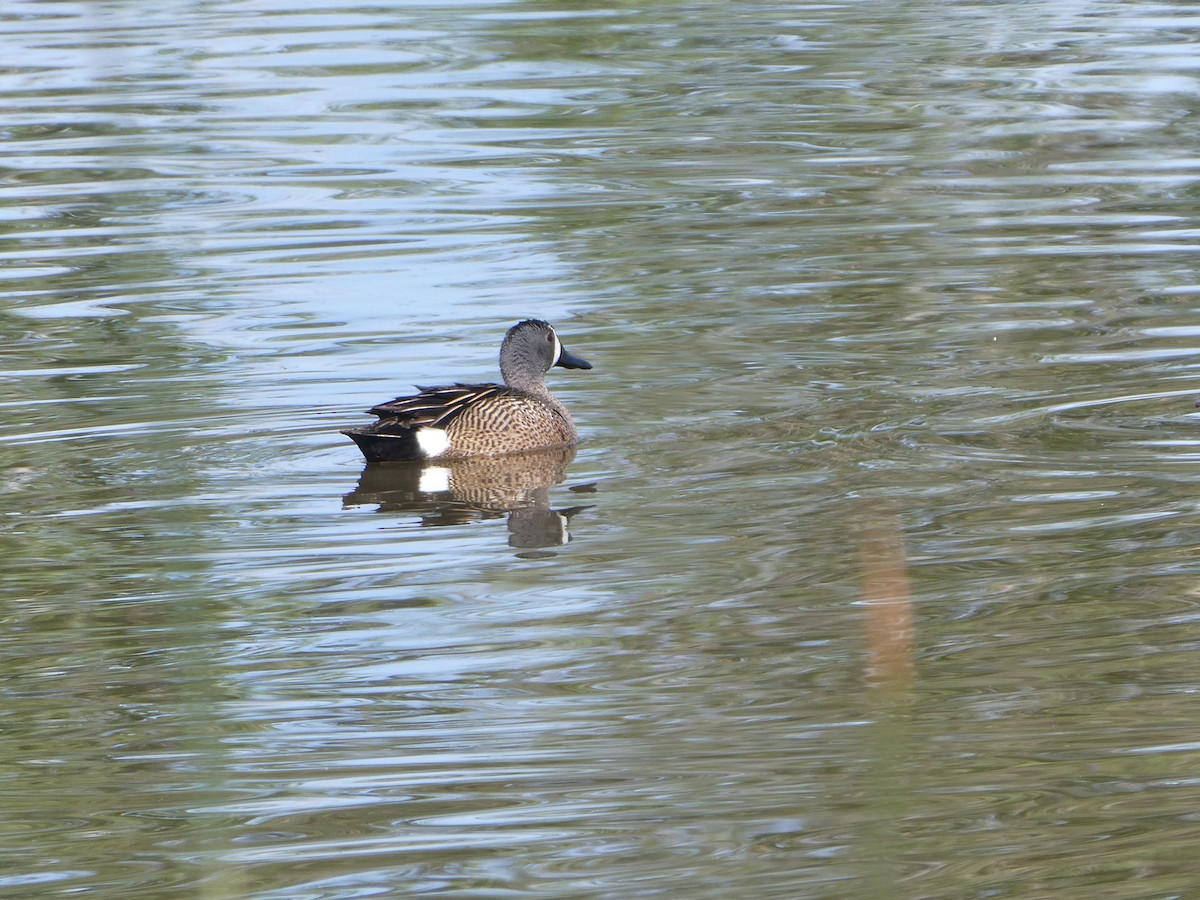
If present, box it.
[438,389,576,457]
[342,320,591,463]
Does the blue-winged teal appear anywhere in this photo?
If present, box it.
[343,319,592,462]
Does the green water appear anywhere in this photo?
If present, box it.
[3,1,1200,897]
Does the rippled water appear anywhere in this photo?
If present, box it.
[4,0,1200,896]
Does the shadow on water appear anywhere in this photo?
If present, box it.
[343,445,592,553]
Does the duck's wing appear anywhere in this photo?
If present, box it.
[367,383,508,428]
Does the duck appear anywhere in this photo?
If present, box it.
[343,319,592,462]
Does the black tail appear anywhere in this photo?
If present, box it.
[342,427,423,463]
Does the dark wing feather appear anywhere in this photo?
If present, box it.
[368,383,508,429]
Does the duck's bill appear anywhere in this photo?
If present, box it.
[555,347,592,370]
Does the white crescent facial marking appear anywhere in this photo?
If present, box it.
[416,427,450,458]
[551,329,562,366]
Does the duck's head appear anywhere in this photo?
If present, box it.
[500,319,591,388]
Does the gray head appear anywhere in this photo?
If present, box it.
[498,319,592,392]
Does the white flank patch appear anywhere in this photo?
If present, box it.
[416,427,450,458]
[418,465,451,493]
[551,329,563,366]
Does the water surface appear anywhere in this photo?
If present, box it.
[3,1,1200,897]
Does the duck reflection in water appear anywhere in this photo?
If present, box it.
[343,446,590,551]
